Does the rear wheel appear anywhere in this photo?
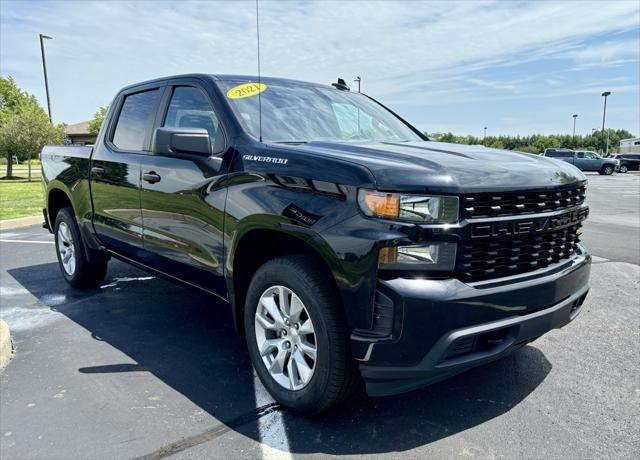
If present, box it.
[54,207,107,288]
[619,165,628,173]
[245,255,357,414]
[600,165,614,175]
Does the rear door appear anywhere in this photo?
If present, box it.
[138,82,231,295]
[90,85,163,256]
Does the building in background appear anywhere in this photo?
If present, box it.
[619,138,640,154]
[64,121,95,145]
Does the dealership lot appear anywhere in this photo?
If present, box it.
[1,173,638,459]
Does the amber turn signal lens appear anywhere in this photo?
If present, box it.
[362,192,400,219]
[378,247,398,265]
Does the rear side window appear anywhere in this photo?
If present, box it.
[112,89,160,151]
[163,86,219,143]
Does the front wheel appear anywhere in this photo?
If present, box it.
[244,255,358,414]
[54,207,108,288]
[619,165,628,173]
[600,165,614,175]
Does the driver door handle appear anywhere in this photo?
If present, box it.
[143,172,161,184]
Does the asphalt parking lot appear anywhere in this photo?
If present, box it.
[1,172,639,459]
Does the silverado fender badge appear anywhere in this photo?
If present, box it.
[283,203,321,227]
[243,154,288,165]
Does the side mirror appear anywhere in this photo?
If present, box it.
[152,127,212,157]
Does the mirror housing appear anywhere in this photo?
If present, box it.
[152,127,212,157]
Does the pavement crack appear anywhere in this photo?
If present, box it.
[132,403,281,460]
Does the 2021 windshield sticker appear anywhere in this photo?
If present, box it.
[227,83,267,99]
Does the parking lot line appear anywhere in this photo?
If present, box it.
[0,239,54,244]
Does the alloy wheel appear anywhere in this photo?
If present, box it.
[57,221,76,276]
[254,285,317,391]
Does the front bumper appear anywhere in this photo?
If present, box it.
[353,249,591,396]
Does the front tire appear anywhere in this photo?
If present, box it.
[244,255,357,414]
[54,207,107,288]
[619,165,628,173]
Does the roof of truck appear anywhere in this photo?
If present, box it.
[120,73,335,92]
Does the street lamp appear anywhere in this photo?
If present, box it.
[572,114,578,137]
[601,91,611,155]
[39,34,53,123]
[483,126,487,139]
[354,76,361,93]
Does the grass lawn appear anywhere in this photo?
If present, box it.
[0,180,43,220]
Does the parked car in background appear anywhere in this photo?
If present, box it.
[542,148,618,175]
[611,154,640,173]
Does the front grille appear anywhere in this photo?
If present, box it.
[461,184,586,219]
[455,223,582,282]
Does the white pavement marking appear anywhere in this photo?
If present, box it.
[0,239,54,244]
[100,276,155,289]
[253,371,293,460]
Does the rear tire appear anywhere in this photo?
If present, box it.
[54,207,107,288]
[244,255,358,414]
[600,165,614,175]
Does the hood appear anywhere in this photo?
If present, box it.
[284,140,586,193]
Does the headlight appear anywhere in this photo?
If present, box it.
[379,243,457,270]
[358,190,459,224]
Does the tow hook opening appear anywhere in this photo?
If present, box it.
[444,327,513,360]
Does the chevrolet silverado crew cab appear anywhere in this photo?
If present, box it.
[542,148,618,175]
[42,74,591,414]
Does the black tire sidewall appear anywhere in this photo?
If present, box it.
[603,165,613,175]
[244,259,339,412]
[620,165,628,173]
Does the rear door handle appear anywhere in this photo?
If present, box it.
[91,166,105,176]
[143,172,161,184]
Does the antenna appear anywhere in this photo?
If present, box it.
[255,0,263,143]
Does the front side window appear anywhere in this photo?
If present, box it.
[164,86,219,143]
[112,89,160,151]
[216,81,421,143]
[585,152,599,159]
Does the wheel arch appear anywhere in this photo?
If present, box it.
[47,186,74,229]
[227,220,346,336]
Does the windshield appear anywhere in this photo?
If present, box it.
[216,80,422,143]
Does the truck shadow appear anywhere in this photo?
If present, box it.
[8,261,552,456]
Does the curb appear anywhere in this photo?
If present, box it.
[0,319,12,368]
[0,215,43,231]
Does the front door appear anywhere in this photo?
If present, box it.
[91,87,163,256]
[139,84,231,295]
[575,151,599,171]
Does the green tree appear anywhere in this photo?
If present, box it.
[0,77,65,178]
[88,105,109,136]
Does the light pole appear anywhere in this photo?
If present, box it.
[354,76,361,93]
[572,114,578,137]
[39,34,53,123]
[601,91,611,154]
[483,126,487,139]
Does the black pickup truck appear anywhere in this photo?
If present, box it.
[41,74,591,413]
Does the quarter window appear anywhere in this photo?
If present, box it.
[112,89,160,151]
[164,87,219,144]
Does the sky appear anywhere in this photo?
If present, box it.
[1,0,638,137]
